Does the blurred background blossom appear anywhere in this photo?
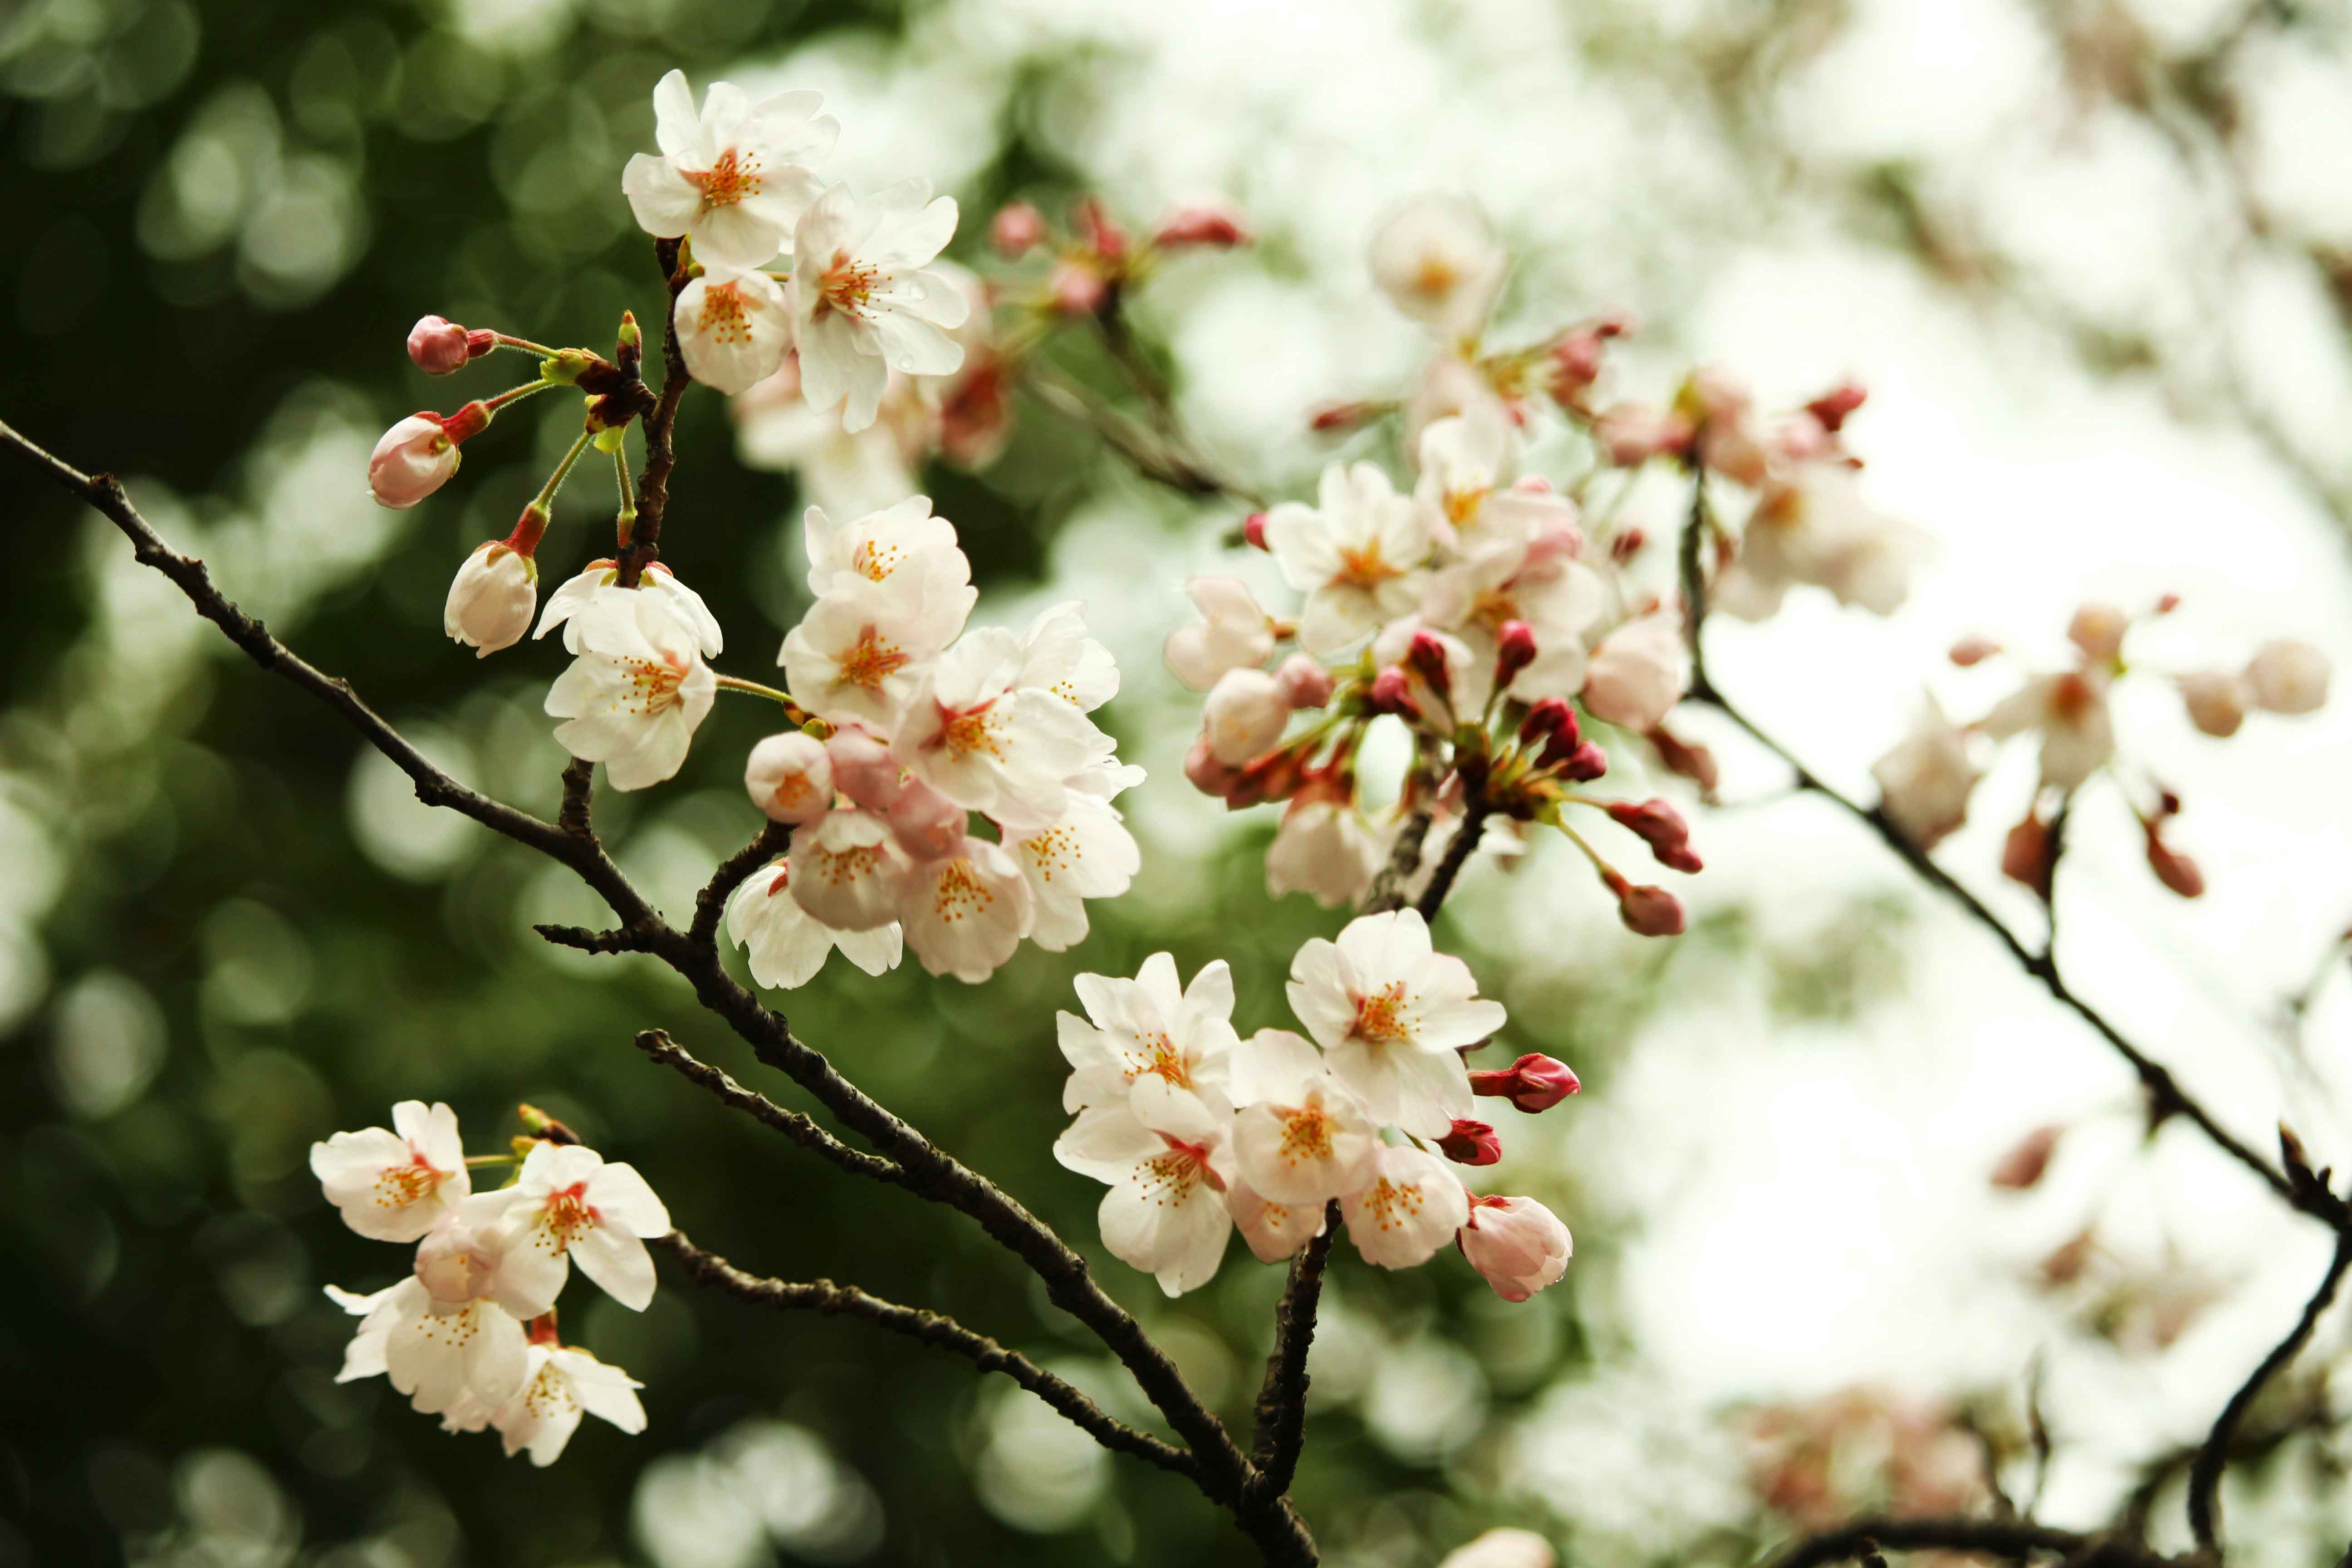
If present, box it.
[6,0,2352,1564]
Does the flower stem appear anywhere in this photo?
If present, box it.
[613,441,638,550]
[484,378,555,415]
[714,673,818,728]
[493,333,563,358]
[532,428,597,513]
[463,1153,518,1168]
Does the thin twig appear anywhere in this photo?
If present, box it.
[534,923,649,956]
[2185,1227,2352,1555]
[617,235,690,588]
[1760,1516,2092,1568]
[657,1230,1197,1479]
[1414,806,1491,921]
[1023,369,1264,507]
[634,1029,911,1190]
[1245,1203,1339,1498]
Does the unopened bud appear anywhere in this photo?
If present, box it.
[1073,197,1129,263]
[1049,261,1108,317]
[1367,666,1420,718]
[2067,603,2128,665]
[887,779,968,861]
[2155,592,2181,614]
[1406,630,1454,701]
[1243,512,1271,550]
[2176,671,2246,738]
[1558,740,1609,782]
[1469,1053,1582,1113]
[1949,635,2000,667]
[1183,737,1244,799]
[1274,654,1335,710]
[515,1103,579,1143]
[827,728,906,811]
[616,311,642,354]
[408,315,475,376]
[1226,745,1312,810]
[1607,797,1702,874]
[1310,402,1373,433]
[1494,620,1539,688]
[1646,725,1720,796]
[1605,871,1687,937]
[2001,811,2053,901]
[1436,1118,1502,1166]
[2144,826,2205,898]
[1991,1124,2063,1190]
[1520,697,1578,747]
[1610,528,1646,564]
[1803,381,1867,433]
[1153,204,1250,249]
[989,201,1048,258]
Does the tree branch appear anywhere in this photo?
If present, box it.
[1673,474,2323,1228]
[692,821,790,949]
[1414,805,1491,922]
[1759,1516,2093,1568]
[1245,1201,1338,1497]
[617,235,691,588]
[634,1029,911,1191]
[657,1230,1198,1480]
[2185,1227,2352,1555]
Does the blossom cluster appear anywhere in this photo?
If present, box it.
[1871,599,2330,896]
[725,498,1140,984]
[1053,910,1577,1300]
[311,1103,667,1465]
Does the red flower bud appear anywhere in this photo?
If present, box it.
[1803,381,1867,433]
[2145,828,2205,899]
[408,315,473,375]
[1605,870,1686,936]
[1310,402,1373,433]
[1073,197,1129,263]
[1050,261,1108,317]
[1557,740,1608,782]
[1367,666,1420,718]
[1406,631,1454,702]
[1607,798,1702,874]
[1469,1053,1582,1113]
[1610,528,1646,564]
[1153,204,1250,249]
[2001,811,2054,901]
[1646,725,1720,796]
[1243,512,1271,550]
[1991,1125,2064,1191]
[1949,635,2000,667]
[1436,1118,1502,1166]
[1494,620,1539,688]
[1521,698,1578,748]
[989,201,1048,257]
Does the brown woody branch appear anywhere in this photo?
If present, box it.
[657,1230,1197,1480]
[1760,1516,2095,1568]
[616,235,691,588]
[633,1029,911,1191]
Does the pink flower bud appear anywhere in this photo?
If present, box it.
[826,728,906,811]
[443,539,538,658]
[1184,737,1245,799]
[1546,328,1608,397]
[1991,1125,2064,1191]
[1368,665,1420,718]
[2155,592,2181,614]
[1610,528,1646,564]
[2068,603,2127,664]
[1310,402,1373,433]
[1494,620,1539,688]
[1154,204,1250,249]
[1949,635,2001,667]
[1646,725,1720,795]
[413,1218,502,1305]
[745,732,834,825]
[1469,1053,1582,1113]
[1243,512,1271,550]
[2145,826,2205,899]
[1607,798,1702,873]
[1804,381,1867,432]
[1459,1195,1572,1302]
[2244,639,2330,715]
[1437,1118,1502,1166]
[1073,197,1129,263]
[1605,870,1685,936]
[989,201,1048,258]
[368,413,462,509]
[887,779,968,861]
[1225,745,1313,810]
[1049,261,1108,317]
[1521,698,1578,747]
[1558,740,1608,782]
[408,315,474,375]
[1592,403,1694,466]
[2176,671,2247,738]
[2002,812,2053,900]
[1273,654,1335,710]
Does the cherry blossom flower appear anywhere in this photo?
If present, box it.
[1580,608,1691,733]
[674,263,794,394]
[1165,577,1275,691]
[336,1274,530,1421]
[894,837,1036,982]
[369,414,464,509]
[1339,1142,1470,1268]
[537,561,724,658]
[1226,1029,1379,1206]
[1226,1181,1333,1263]
[1202,667,1294,766]
[465,1141,672,1314]
[544,588,718,791]
[1370,195,1506,338]
[1014,600,1120,713]
[787,180,969,433]
[725,859,903,989]
[324,1281,397,1384]
[780,569,958,730]
[1265,462,1431,654]
[1421,537,1606,702]
[444,541,539,658]
[802,495,977,619]
[892,628,1108,831]
[788,808,910,931]
[1458,1194,1572,1301]
[1871,695,1980,850]
[494,1339,648,1466]
[1005,783,1142,952]
[1412,410,1578,555]
[1716,464,1921,620]
[1266,793,1384,909]
[1438,1528,1557,1568]
[310,1101,470,1242]
[1054,1078,1235,1296]
[1058,952,1240,1114]
[733,354,934,515]
[621,71,836,269]
[1285,909,1502,1137]
[2244,639,2329,714]
[1981,669,2114,790]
